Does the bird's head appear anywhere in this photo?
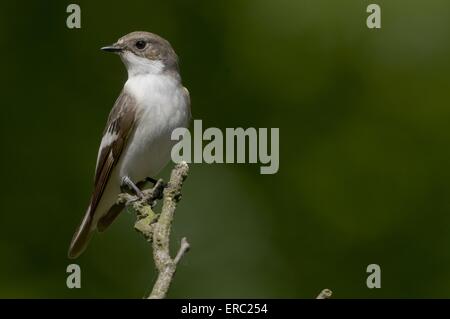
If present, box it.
[101,31,179,77]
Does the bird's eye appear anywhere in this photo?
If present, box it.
[135,40,146,50]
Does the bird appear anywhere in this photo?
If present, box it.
[68,31,191,259]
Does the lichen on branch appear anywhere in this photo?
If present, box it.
[117,162,190,299]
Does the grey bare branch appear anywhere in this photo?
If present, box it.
[117,162,190,299]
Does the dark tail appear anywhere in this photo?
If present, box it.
[68,206,94,259]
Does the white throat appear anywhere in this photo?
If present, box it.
[124,69,180,105]
[121,51,164,78]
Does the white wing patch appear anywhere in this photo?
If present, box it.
[95,131,119,170]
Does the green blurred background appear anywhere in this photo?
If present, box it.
[1,0,450,298]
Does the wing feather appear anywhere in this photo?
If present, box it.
[90,91,136,215]
[68,90,136,258]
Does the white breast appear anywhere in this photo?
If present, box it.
[118,73,190,182]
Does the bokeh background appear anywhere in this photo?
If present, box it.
[1,0,450,298]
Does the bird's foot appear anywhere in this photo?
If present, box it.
[121,176,145,199]
[145,176,168,189]
[146,177,167,200]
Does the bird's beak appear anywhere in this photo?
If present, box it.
[101,43,123,53]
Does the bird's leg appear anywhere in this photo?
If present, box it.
[146,176,168,188]
[145,177,158,186]
[145,177,167,200]
[121,176,145,199]
[145,177,158,185]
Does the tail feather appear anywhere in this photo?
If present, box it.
[68,207,94,259]
[97,204,124,232]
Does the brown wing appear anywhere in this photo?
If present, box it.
[68,90,136,259]
[90,91,136,214]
